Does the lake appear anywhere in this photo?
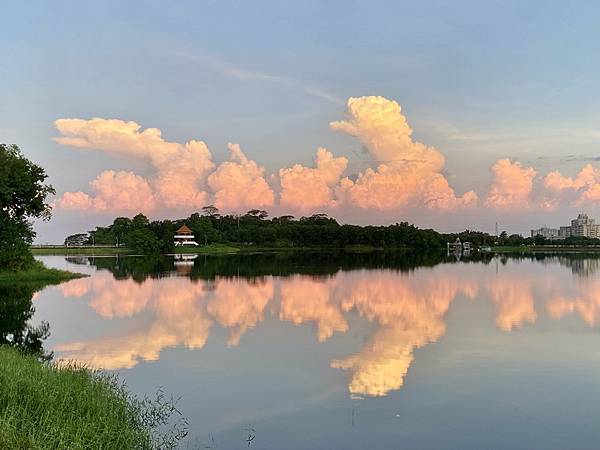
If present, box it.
[25,252,600,449]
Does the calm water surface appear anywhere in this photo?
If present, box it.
[30,253,600,449]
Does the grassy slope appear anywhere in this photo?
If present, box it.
[0,347,156,449]
[0,261,184,448]
[0,261,86,283]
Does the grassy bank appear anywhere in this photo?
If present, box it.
[31,246,131,255]
[31,243,392,256]
[0,347,186,449]
[0,260,86,283]
[30,244,240,256]
[170,243,240,254]
[235,244,389,253]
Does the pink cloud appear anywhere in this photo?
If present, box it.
[279,148,348,212]
[485,158,537,210]
[207,143,275,211]
[331,96,477,211]
[54,118,213,210]
[58,170,156,213]
[53,96,600,219]
[543,164,600,206]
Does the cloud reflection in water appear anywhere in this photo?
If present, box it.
[51,261,599,397]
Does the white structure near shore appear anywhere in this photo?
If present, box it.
[531,213,600,240]
[174,224,199,246]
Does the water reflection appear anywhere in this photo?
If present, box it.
[46,253,600,398]
[0,283,51,359]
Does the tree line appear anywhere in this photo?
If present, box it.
[445,229,600,247]
[68,207,600,255]
[70,206,446,254]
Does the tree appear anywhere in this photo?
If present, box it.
[0,144,55,270]
[202,205,220,217]
[64,233,89,246]
[131,213,150,228]
[246,209,268,220]
[274,215,295,223]
[111,217,132,244]
[125,228,161,254]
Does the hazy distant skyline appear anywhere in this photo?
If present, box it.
[3,1,600,242]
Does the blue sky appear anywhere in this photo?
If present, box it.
[3,1,600,241]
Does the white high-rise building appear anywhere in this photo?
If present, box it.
[568,213,600,238]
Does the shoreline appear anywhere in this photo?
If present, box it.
[32,244,600,257]
[0,261,87,283]
[491,245,600,253]
[31,243,417,256]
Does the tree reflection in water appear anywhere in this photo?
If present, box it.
[0,283,51,360]
[53,252,600,397]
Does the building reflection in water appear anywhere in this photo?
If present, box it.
[49,255,600,398]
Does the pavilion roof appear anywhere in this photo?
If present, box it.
[176,224,193,234]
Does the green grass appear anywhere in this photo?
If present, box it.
[0,347,187,449]
[30,244,241,256]
[171,243,240,254]
[0,261,86,283]
[31,243,412,256]
[31,246,131,255]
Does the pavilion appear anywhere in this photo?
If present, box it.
[174,224,199,247]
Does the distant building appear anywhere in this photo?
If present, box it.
[559,226,572,238]
[532,213,600,240]
[174,224,199,246]
[530,226,560,240]
[568,213,600,238]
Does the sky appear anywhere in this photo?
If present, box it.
[3,1,600,242]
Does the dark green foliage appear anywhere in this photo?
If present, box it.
[0,262,84,356]
[72,255,172,283]
[186,213,220,244]
[0,144,54,270]
[0,283,50,359]
[64,232,89,246]
[76,250,450,283]
[445,229,529,247]
[126,228,162,254]
[83,207,448,256]
[0,216,34,270]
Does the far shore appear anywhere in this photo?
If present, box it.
[491,245,600,253]
[30,243,410,256]
[31,243,600,257]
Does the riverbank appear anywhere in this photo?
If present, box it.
[0,347,184,449]
[492,245,600,253]
[31,243,401,256]
[0,260,86,283]
[31,246,131,255]
[31,243,241,256]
